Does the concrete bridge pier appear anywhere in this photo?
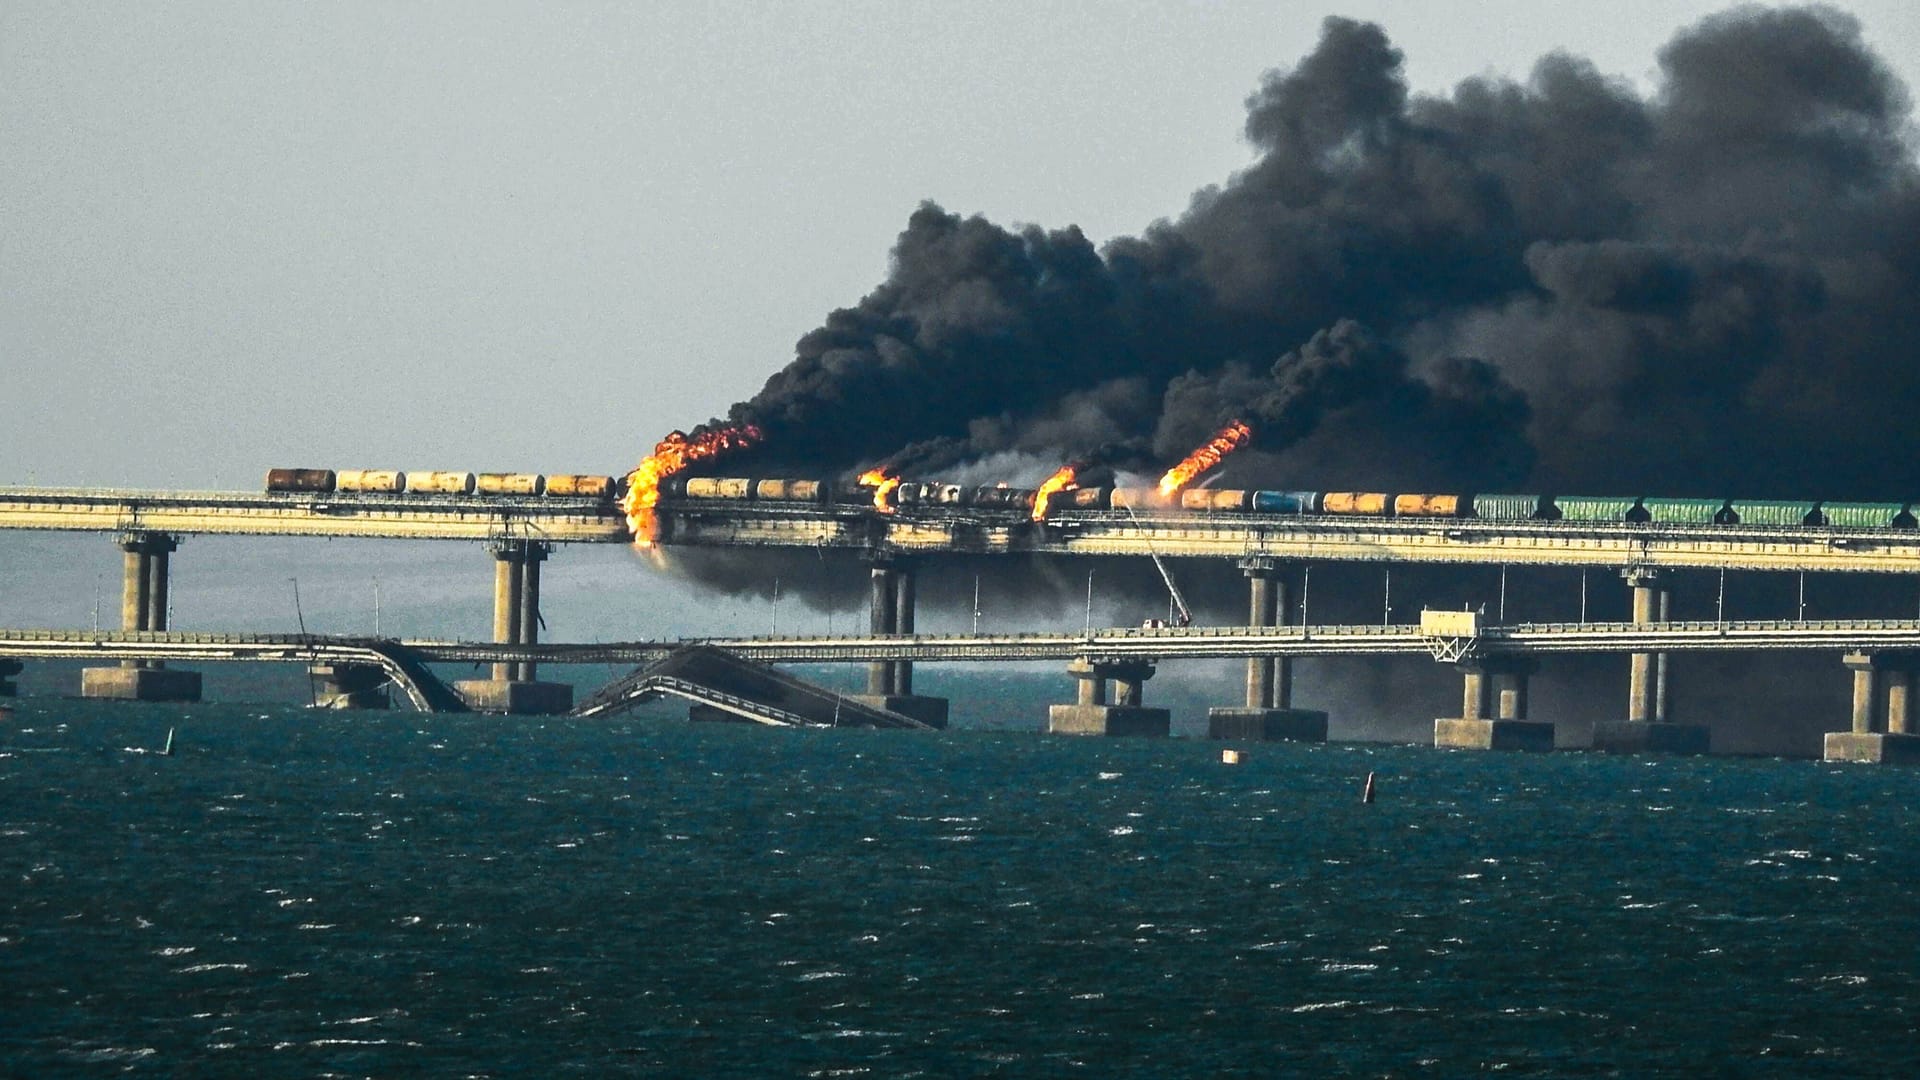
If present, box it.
[0,658,20,697]
[1592,568,1708,754]
[850,557,949,728]
[81,533,201,702]
[1049,657,1169,736]
[1435,657,1554,750]
[1825,651,1920,763]
[454,540,572,714]
[1209,558,1326,741]
[308,662,391,710]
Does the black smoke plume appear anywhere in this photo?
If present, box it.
[706,5,1915,498]
[646,7,1920,751]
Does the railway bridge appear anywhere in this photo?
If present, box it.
[8,483,1920,761]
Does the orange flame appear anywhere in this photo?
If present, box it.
[1158,419,1254,497]
[857,466,900,514]
[621,423,762,546]
[1032,463,1079,521]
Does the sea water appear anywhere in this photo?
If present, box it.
[4,697,1918,1077]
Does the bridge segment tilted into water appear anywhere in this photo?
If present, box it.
[5,620,1920,750]
[9,484,1920,759]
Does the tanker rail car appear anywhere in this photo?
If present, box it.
[658,476,1920,533]
[265,468,620,503]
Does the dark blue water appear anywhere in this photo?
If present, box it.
[5,698,1918,1077]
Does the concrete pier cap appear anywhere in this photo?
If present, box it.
[1050,656,1169,736]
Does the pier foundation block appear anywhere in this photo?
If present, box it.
[452,678,573,715]
[0,659,20,697]
[1048,704,1171,737]
[81,667,202,703]
[1590,721,1710,755]
[1435,719,1556,752]
[1434,658,1553,751]
[308,663,391,710]
[1823,732,1920,765]
[849,694,950,729]
[1207,707,1327,742]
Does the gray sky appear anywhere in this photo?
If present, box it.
[5,0,1919,490]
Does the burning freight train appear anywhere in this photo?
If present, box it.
[265,465,1920,533]
[656,476,1920,530]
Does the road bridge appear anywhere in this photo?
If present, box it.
[2,620,1918,762]
[9,483,1920,760]
[13,618,1920,666]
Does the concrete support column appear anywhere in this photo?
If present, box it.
[1593,568,1707,753]
[1236,556,1299,708]
[1625,568,1665,723]
[491,543,525,682]
[843,554,948,729]
[122,533,177,670]
[1654,590,1671,722]
[1848,656,1880,735]
[84,533,198,702]
[1460,665,1490,721]
[120,542,150,634]
[453,539,570,716]
[891,564,915,696]
[1829,652,1920,763]
[1495,663,1533,721]
[1076,669,1109,706]
[866,561,896,696]
[1209,557,1324,743]
[1246,568,1276,708]
[516,543,548,682]
[147,547,171,633]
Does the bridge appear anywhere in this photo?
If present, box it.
[6,483,1920,761]
[10,483,1920,574]
[0,485,627,543]
[12,618,1920,667]
[4,619,1920,752]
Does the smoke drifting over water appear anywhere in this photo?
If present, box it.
[646,7,1919,750]
[708,6,1916,498]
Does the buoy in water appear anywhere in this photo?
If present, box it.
[161,727,175,757]
[1362,771,1376,804]
[1221,749,1244,765]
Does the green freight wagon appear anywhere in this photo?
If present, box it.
[1637,498,1725,524]
[1816,502,1909,528]
[1549,495,1639,522]
[1723,500,1820,526]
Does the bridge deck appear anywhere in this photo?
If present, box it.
[6,619,1920,665]
[8,485,1920,572]
[0,486,627,542]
